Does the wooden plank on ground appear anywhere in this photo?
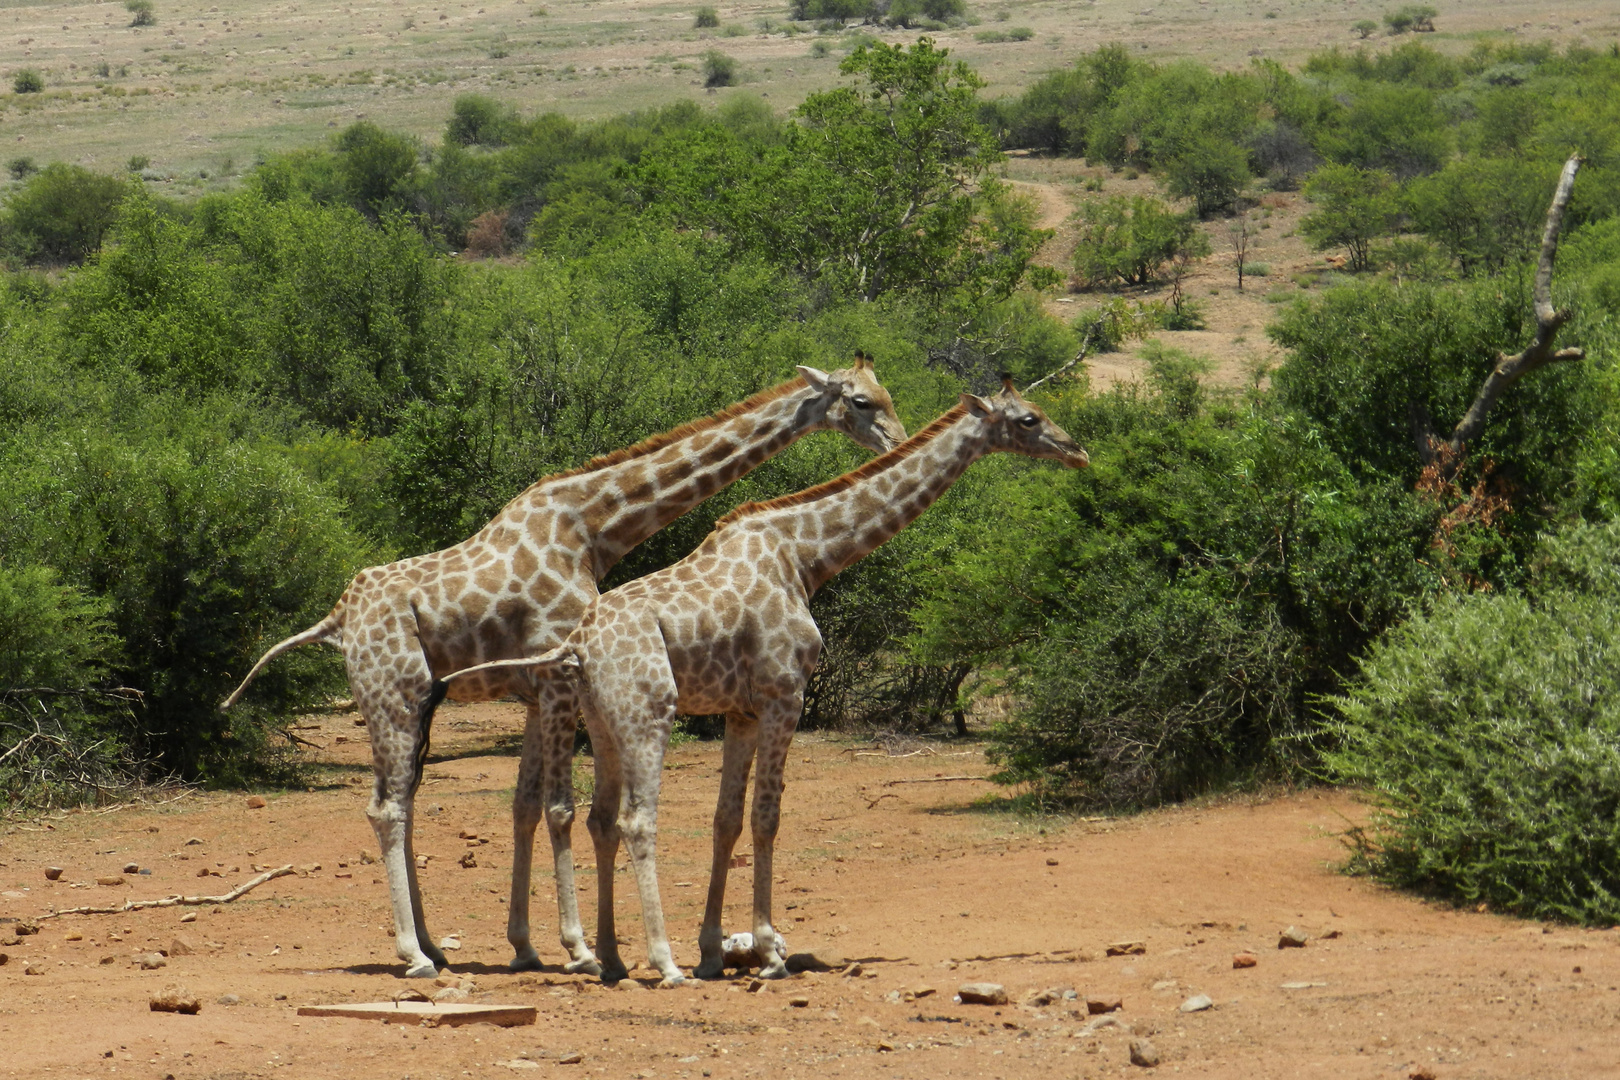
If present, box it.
[296,1001,537,1027]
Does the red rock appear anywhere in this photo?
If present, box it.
[245,795,268,809]
[1232,952,1258,969]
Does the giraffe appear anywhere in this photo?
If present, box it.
[440,378,1087,986]
[220,358,906,979]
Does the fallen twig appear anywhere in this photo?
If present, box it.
[37,864,295,919]
[882,775,993,787]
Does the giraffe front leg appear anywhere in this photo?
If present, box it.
[506,702,546,972]
[619,751,685,988]
[696,714,758,980]
[367,784,441,979]
[748,700,801,980]
[540,684,602,975]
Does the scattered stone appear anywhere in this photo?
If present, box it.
[245,795,268,809]
[273,993,288,1001]
[1179,993,1213,1013]
[1150,980,1177,992]
[1407,1068,1437,1080]
[98,955,116,965]
[1046,858,1059,866]
[876,1040,895,1052]
[615,978,645,991]
[1129,1037,1160,1067]
[298,863,322,875]
[1076,1015,1133,1037]
[434,973,460,988]
[788,995,810,1007]
[216,994,241,1006]
[23,960,44,976]
[459,829,479,840]
[438,934,462,951]
[137,952,168,970]
[96,876,125,887]
[1086,996,1123,1015]
[433,986,471,1003]
[149,983,201,1014]
[0,952,7,966]
[1278,926,1308,949]
[1106,941,1146,956]
[15,921,38,937]
[179,912,197,924]
[458,851,477,869]
[911,985,936,999]
[185,838,204,846]
[747,977,767,993]
[123,862,140,874]
[64,930,82,942]
[1232,952,1258,969]
[169,936,196,957]
[43,866,63,881]
[957,982,1008,1006]
[841,962,863,977]
[558,1051,583,1065]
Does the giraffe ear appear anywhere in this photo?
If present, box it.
[960,392,998,419]
[797,365,833,392]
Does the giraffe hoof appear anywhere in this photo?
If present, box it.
[403,959,439,979]
[758,963,789,980]
[693,960,725,980]
[657,974,687,989]
[508,952,544,973]
[565,956,604,977]
[598,965,630,984]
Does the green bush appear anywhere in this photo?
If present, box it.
[7,157,36,181]
[1327,567,1620,923]
[1071,194,1205,287]
[1164,134,1251,218]
[334,121,420,215]
[13,69,43,94]
[1298,162,1399,271]
[702,49,738,88]
[445,94,520,147]
[126,0,155,26]
[694,5,720,28]
[1352,18,1378,38]
[1,162,126,264]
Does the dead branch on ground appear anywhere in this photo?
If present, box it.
[36,864,295,919]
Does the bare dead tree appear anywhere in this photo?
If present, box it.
[1226,211,1253,292]
[1411,155,1584,477]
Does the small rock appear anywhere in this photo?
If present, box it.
[1129,1037,1160,1067]
[0,952,7,966]
[912,985,936,999]
[1407,1068,1437,1080]
[1179,993,1213,1013]
[23,960,45,976]
[185,838,204,846]
[98,955,116,965]
[43,866,63,881]
[150,983,201,1014]
[216,994,241,1005]
[841,962,863,977]
[180,912,197,923]
[876,1040,895,1052]
[1046,857,1059,866]
[298,863,322,874]
[15,922,38,937]
[747,977,767,993]
[137,952,168,970]
[245,795,267,809]
[558,1051,583,1065]
[64,931,83,942]
[438,934,462,951]
[123,862,140,874]
[1232,952,1258,969]
[273,993,288,1001]
[433,986,470,1003]
[1106,941,1146,957]
[1077,1014,1133,1037]
[1278,926,1308,949]
[788,995,810,1007]
[1086,996,1123,1015]
[458,851,477,869]
[957,982,1008,1006]
[434,972,460,987]
[96,875,126,887]
[169,936,196,957]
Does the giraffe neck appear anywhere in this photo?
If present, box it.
[556,383,825,578]
[758,408,990,596]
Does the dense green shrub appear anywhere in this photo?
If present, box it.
[702,49,738,88]
[334,121,420,216]
[1163,134,1250,218]
[1070,195,1205,287]
[2,163,126,264]
[12,69,43,94]
[1327,529,1620,923]
[445,94,521,148]
[125,0,155,27]
[694,5,720,28]
[1298,163,1400,271]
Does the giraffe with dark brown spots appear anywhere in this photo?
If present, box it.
[443,378,1086,986]
[222,358,905,978]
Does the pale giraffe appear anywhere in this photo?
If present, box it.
[442,379,1087,986]
[221,359,906,978]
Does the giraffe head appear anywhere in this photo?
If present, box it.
[795,351,907,454]
[962,375,1089,467]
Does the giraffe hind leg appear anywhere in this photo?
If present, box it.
[696,713,758,980]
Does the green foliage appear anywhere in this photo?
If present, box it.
[887,0,966,26]
[445,94,521,148]
[1327,529,1620,923]
[334,121,420,216]
[702,49,738,89]
[1406,158,1558,275]
[126,0,155,27]
[694,5,720,28]
[1299,163,1399,271]
[12,69,43,94]
[1352,19,1378,38]
[1316,83,1450,178]
[2,163,126,265]
[1070,195,1204,287]
[7,157,36,181]
[1381,5,1435,34]
[1163,134,1250,218]
[788,0,877,19]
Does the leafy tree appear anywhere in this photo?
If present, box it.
[1071,194,1205,287]
[788,0,877,19]
[1353,18,1378,38]
[12,69,43,94]
[1318,83,1450,178]
[125,0,155,27]
[445,94,521,147]
[1406,157,1557,275]
[334,121,419,216]
[1163,134,1250,218]
[1,163,126,264]
[1298,163,1399,271]
[702,49,738,88]
[887,0,966,27]
[694,5,719,28]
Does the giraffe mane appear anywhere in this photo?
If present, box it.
[714,403,969,528]
[520,375,810,491]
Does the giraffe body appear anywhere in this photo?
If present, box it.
[444,381,1086,985]
[222,361,904,978]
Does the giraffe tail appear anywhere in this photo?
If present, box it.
[435,647,580,689]
[219,612,344,710]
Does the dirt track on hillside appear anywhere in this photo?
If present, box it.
[3,702,1617,1080]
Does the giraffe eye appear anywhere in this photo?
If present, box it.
[1019,414,1040,428]
[851,395,872,410]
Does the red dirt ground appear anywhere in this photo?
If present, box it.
[3,702,1617,1080]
